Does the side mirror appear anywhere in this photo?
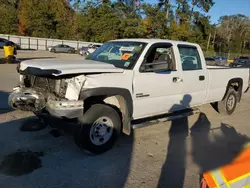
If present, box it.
[140,60,170,72]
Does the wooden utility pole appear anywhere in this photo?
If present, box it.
[213,31,216,45]
[206,33,211,52]
[166,0,171,19]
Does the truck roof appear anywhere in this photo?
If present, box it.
[110,38,199,46]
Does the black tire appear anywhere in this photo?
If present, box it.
[217,87,238,115]
[52,49,56,53]
[74,104,122,155]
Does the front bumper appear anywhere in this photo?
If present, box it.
[8,87,84,119]
[46,100,84,118]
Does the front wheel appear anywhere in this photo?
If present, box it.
[217,87,238,115]
[74,104,122,154]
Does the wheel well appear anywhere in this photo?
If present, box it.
[83,95,131,135]
[223,78,243,102]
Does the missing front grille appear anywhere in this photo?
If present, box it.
[23,76,67,98]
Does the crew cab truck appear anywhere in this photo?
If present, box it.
[9,39,249,154]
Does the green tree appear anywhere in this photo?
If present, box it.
[0,2,18,34]
[215,14,250,54]
[141,3,170,38]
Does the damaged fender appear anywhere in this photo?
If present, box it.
[65,75,86,100]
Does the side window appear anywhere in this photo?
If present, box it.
[141,44,176,72]
[178,45,202,71]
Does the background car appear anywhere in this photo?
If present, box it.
[205,57,217,66]
[205,56,227,66]
[50,44,76,53]
[0,38,21,50]
[79,44,102,56]
[79,46,89,56]
[213,56,227,66]
[229,59,250,68]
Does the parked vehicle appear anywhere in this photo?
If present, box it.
[230,59,250,68]
[79,44,102,56]
[0,38,21,50]
[205,57,217,66]
[205,56,227,66]
[50,44,75,53]
[79,46,89,56]
[9,39,250,154]
[232,56,250,62]
[213,56,227,65]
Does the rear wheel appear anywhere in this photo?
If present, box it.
[74,104,122,154]
[217,87,238,115]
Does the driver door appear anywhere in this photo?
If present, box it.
[133,43,184,119]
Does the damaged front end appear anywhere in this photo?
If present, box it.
[9,87,46,112]
[8,73,86,119]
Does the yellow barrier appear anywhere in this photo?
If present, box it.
[4,46,15,58]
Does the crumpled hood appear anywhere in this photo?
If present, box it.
[19,59,124,76]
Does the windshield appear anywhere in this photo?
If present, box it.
[86,41,147,69]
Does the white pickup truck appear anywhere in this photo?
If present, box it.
[9,39,249,154]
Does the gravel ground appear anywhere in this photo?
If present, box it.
[0,50,250,188]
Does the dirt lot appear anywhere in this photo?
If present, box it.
[0,50,250,188]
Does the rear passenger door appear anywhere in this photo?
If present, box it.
[177,45,208,107]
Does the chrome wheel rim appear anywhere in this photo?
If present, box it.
[227,95,236,111]
[89,117,114,146]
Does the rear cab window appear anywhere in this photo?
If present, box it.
[178,45,202,71]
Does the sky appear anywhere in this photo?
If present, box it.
[144,0,250,24]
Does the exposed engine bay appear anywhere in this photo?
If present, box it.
[9,74,86,118]
[23,75,69,98]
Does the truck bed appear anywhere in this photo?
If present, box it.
[205,67,249,103]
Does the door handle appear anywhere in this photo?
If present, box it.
[173,77,183,83]
[199,75,205,81]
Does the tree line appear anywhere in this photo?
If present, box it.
[0,0,250,55]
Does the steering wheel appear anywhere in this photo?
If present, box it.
[97,55,108,61]
[182,56,195,62]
